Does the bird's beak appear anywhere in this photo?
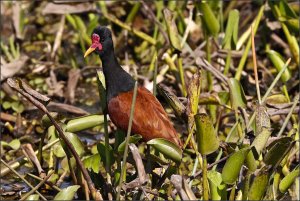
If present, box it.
[84,46,96,58]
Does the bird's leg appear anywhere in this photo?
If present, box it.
[145,144,152,174]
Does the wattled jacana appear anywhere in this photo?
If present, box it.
[84,26,182,148]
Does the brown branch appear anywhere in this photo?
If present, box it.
[7,78,103,200]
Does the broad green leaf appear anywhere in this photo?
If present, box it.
[97,142,115,168]
[265,94,289,105]
[208,170,227,200]
[11,101,24,113]
[248,168,269,200]
[264,137,294,167]
[118,134,142,153]
[194,114,219,155]
[267,50,291,83]
[147,138,182,163]
[243,145,257,173]
[8,139,20,150]
[198,2,220,36]
[163,8,182,52]
[279,165,300,193]
[66,115,104,133]
[41,112,59,128]
[59,132,85,158]
[223,9,239,49]
[251,128,272,159]
[228,78,246,110]
[26,194,39,200]
[54,185,80,200]
[2,101,11,110]
[61,157,76,172]
[222,147,250,184]
[83,154,101,173]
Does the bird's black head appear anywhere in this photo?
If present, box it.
[84,26,114,58]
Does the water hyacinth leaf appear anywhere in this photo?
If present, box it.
[208,170,227,200]
[223,9,239,50]
[147,138,182,163]
[251,128,272,159]
[41,112,60,128]
[61,157,76,172]
[97,142,115,168]
[63,132,85,157]
[8,139,20,150]
[267,50,291,83]
[265,94,289,106]
[197,2,220,36]
[54,185,80,200]
[163,8,182,52]
[66,115,104,133]
[248,168,269,200]
[198,93,221,105]
[96,69,107,113]
[243,145,257,173]
[83,154,101,173]
[118,134,142,153]
[279,165,300,193]
[195,113,219,155]
[187,70,201,131]
[26,194,39,200]
[222,147,250,184]
[255,105,270,135]
[264,137,294,167]
[228,78,246,110]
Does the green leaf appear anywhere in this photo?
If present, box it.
[264,137,294,167]
[228,78,246,110]
[267,50,291,83]
[97,142,115,168]
[223,9,239,49]
[251,128,272,158]
[147,138,182,163]
[194,113,219,155]
[118,134,142,153]
[54,185,80,200]
[243,145,257,173]
[83,154,101,173]
[26,194,39,200]
[198,2,220,36]
[163,8,182,52]
[11,101,24,113]
[8,139,20,150]
[222,147,250,184]
[66,115,104,133]
[248,168,269,200]
[2,101,11,110]
[60,132,85,157]
[208,170,227,200]
[279,165,300,193]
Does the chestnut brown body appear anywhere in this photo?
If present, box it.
[108,87,182,147]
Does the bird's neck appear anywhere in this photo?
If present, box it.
[100,52,135,101]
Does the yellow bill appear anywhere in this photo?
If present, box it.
[84,47,96,58]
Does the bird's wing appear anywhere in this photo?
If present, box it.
[108,87,182,147]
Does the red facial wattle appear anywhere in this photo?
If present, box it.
[91,33,102,51]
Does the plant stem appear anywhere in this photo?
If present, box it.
[116,82,138,200]
[235,5,264,80]
[203,155,209,200]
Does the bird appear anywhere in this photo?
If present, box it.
[84,26,182,148]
